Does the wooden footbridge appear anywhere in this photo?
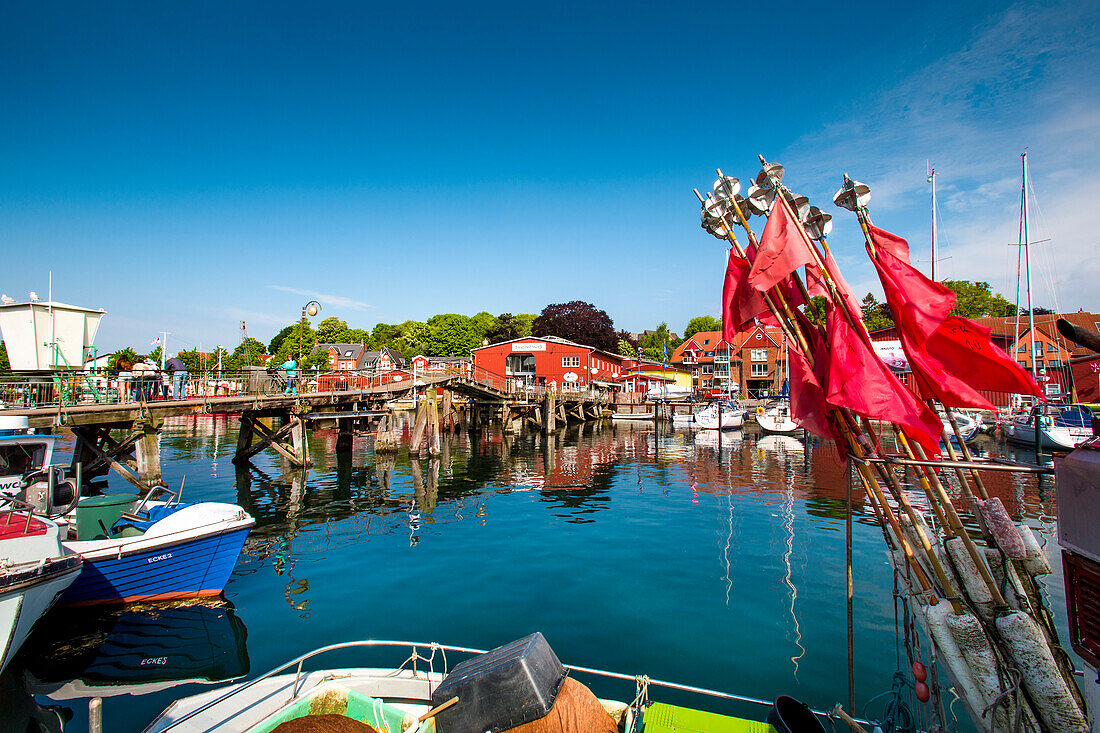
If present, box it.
[3,373,611,493]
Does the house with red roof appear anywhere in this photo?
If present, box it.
[671,327,787,397]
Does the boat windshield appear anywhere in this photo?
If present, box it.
[0,441,48,476]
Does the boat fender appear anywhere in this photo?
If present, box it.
[945,538,994,616]
[1019,525,1052,575]
[911,661,927,683]
[995,611,1089,732]
[973,498,1026,559]
[924,605,991,733]
[756,406,765,415]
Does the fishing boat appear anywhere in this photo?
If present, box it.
[55,490,254,606]
[144,634,832,733]
[755,399,801,435]
[1004,402,1093,450]
[0,500,82,672]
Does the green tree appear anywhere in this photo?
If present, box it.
[426,313,478,356]
[371,323,401,349]
[273,321,317,363]
[316,316,350,344]
[0,341,9,374]
[177,348,202,373]
[861,293,894,331]
[640,323,673,362]
[230,337,267,368]
[617,339,637,357]
[942,280,1018,318]
[110,347,140,371]
[683,315,721,340]
[803,296,830,326]
[514,314,537,336]
[395,320,430,357]
[469,312,498,343]
[485,313,525,344]
[268,325,297,355]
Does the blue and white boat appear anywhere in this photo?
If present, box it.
[56,496,254,606]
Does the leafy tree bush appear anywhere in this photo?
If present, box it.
[683,316,721,339]
[532,301,616,351]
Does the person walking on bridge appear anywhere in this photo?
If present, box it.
[276,358,298,395]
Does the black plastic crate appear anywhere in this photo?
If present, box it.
[431,632,567,733]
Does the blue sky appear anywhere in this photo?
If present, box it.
[2,1,1098,352]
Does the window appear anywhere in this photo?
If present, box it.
[750,363,769,377]
[1035,360,1043,369]
[1047,359,1061,368]
[1018,361,1027,369]
[701,365,713,374]
[562,356,580,367]
[1018,343,1027,353]
[1047,343,1058,353]
[344,350,354,357]
[751,348,768,362]
[705,351,714,357]
[703,338,710,345]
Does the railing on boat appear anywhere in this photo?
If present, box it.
[154,639,870,731]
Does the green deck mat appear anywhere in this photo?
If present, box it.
[642,702,776,733]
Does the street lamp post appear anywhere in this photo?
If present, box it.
[298,301,322,365]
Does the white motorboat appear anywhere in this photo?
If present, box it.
[756,399,801,435]
[941,411,979,444]
[674,401,745,430]
[645,383,692,401]
[0,501,82,672]
[1004,403,1093,451]
[144,635,831,733]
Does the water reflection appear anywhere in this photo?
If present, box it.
[15,599,248,699]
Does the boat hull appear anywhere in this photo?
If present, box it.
[1005,421,1090,451]
[59,525,251,606]
[0,556,82,671]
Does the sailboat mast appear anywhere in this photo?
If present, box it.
[928,166,938,281]
[1022,152,1037,382]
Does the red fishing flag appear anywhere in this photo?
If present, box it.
[807,246,863,320]
[748,199,816,292]
[866,224,1042,407]
[722,248,768,341]
[825,305,944,456]
[787,312,843,446]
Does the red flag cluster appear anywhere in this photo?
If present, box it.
[866,224,1042,408]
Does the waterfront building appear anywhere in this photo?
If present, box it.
[472,336,625,393]
[671,327,786,397]
[312,343,407,374]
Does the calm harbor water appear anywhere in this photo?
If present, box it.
[4,416,1067,732]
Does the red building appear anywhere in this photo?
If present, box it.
[670,327,787,397]
[472,336,626,393]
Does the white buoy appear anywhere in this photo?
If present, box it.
[995,610,1088,732]
[946,538,993,616]
[975,498,1026,559]
[1019,525,1053,575]
[925,604,992,733]
[946,610,1021,731]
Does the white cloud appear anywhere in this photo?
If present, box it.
[268,286,373,311]
[777,0,1100,312]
